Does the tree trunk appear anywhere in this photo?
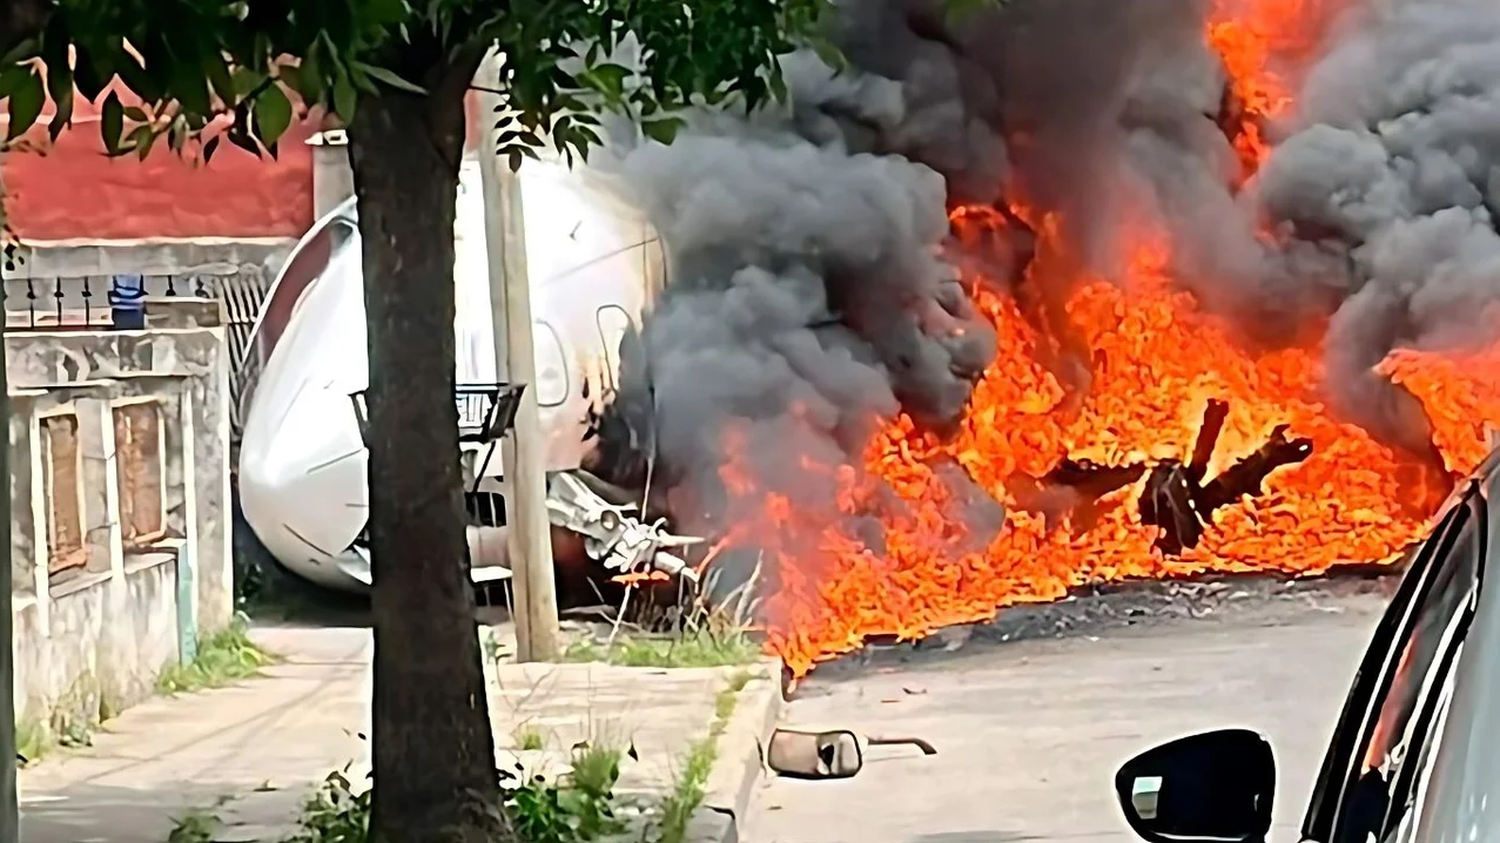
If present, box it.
[347,80,507,843]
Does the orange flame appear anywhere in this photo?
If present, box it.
[699,0,1500,679]
[722,222,1500,677]
[1206,0,1352,174]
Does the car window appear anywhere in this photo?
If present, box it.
[1373,586,1472,839]
[1382,647,1460,843]
[1329,491,1481,843]
[1303,485,1483,843]
[1365,506,1477,765]
[1405,483,1500,843]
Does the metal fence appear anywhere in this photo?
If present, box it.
[3,270,276,438]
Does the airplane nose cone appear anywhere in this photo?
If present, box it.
[238,376,369,587]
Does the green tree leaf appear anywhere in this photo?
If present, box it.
[353,62,426,94]
[252,84,293,148]
[45,58,74,141]
[205,55,236,106]
[72,48,107,102]
[100,91,125,155]
[582,63,630,100]
[231,67,267,97]
[5,65,43,143]
[332,72,358,123]
[276,64,308,101]
[641,116,685,146]
[0,38,38,69]
[130,124,157,160]
[0,64,31,99]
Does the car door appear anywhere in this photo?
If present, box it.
[1300,481,1485,843]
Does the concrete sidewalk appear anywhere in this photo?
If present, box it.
[17,624,780,843]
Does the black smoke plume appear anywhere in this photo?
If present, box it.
[587,0,1500,546]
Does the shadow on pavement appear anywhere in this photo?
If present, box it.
[22,778,308,843]
[909,830,1044,843]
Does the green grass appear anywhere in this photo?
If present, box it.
[653,671,755,843]
[286,741,630,843]
[656,736,717,843]
[562,629,760,668]
[14,718,48,765]
[166,810,219,843]
[505,740,628,843]
[513,722,546,751]
[285,768,371,843]
[165,797,233,843]
[156,621,277,695]
[716,671,753,715]
[568,741,624,798]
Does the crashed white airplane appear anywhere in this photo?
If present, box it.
[236,152,697,593]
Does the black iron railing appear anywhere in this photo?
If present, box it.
[2,275,212,330]
[349,382,528,447]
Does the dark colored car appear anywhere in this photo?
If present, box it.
[1112,449,1500,843]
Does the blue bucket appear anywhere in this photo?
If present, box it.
[108,274,147,330]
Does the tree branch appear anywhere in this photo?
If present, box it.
[415,41,490,171]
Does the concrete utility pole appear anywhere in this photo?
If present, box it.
[0,377,15,843]
[0,176,19,842]
[475,51,560,662]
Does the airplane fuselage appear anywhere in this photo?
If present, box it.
[236,155,663,592]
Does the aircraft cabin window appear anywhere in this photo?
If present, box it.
[596,305,634,391]
[534,320,569,407]
[258,219,357,356]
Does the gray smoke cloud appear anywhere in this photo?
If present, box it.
[1259,0,1500,346]
[594,123,995,520]
[590,0,1180,521]
[1244,0,1500,460]
[589,0,1500,545]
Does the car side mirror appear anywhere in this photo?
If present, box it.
[1115,728,1276,843]
[765,728,864,780]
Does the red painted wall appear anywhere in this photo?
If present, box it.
[2,82,316,242]
[1,85,496,243]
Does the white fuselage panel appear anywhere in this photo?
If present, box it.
[237,155,662,591]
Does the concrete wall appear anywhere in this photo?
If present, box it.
[2,240,292,441]
[6,308,233,739]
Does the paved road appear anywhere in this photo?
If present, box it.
[747,586,1390,843]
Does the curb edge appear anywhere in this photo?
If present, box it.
[693,658,786,842]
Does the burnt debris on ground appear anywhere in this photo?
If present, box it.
[1008,399,1316,555]
[797,567,1401,688]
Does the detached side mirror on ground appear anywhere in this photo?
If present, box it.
[1115,728,1276,843]
[765,728,937,781]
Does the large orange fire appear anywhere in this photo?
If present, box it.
[1206,0,1349,176]
[710,0,1500,678]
